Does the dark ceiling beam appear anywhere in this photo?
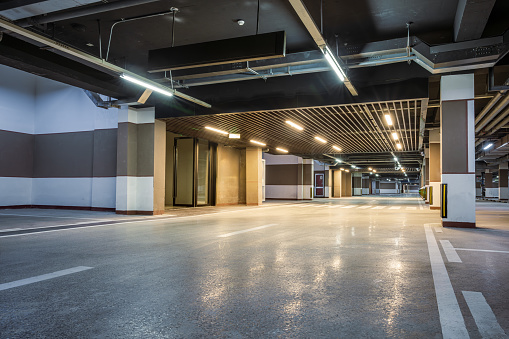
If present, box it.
[454,0,497,42]
[0,0,46,11]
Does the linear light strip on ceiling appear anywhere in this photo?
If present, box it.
[386,102,402,151]
[353,104,384,152]
[379,102,396,151]
[392,102,406,150]
[121,74,173,97]
[0,17,211,108]
[358,104,386,152]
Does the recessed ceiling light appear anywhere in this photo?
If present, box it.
[229,133,240,139]
[332,145,341,152]
[373,169,377,173]
[315,136,327,143]
[276,147,288,153]
[392,132,398,140]
[205,126,228,135]
[396,143,402,149]
[384,114,393,126]
[345,169,350,172]
[86,42,94,47]
[483,143,494,150]
[340,168,345,171]
[368,167,373,171]
[285,120,303,131]
[250,140,266,146]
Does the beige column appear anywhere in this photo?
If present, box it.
[333,170,342,197]
[246,147,262,205]
[429,130,441,210]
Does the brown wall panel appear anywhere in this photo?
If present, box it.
[429,143,441,182]
[441,101,468,173]
[34,131,94,178]
[303,164,312,185]
[266,164,298,185]
[137,123,155,177]
[499,169,508,187]
[380,183,396,189]
[92,129,117,177]
[0,130,34,177]
[425,158,430,185]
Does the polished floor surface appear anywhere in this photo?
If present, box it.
[1,195,508,338]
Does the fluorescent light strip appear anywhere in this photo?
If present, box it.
[121,74,173,97]
[384,114,393,126]
[323,45,345,82]
[205,126,228,135]
[229,134,240,139]
[396,143,402,149]
[250,140,266,146]
[332,145,341,152]
[392,132,398,140]
[483,143,494,150]
[285,120,304,131]
[315,136,327,143]
[276,147,288,153]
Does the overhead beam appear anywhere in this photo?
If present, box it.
[287,0,358,96]
[454,0,497,42]
[0,16,211,108]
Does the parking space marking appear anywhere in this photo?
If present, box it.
[218,224,278,238]
[406,207,417,210]
[462,291,506,338]
[372,206,386,209]
[389,206,401,210]
[455,248,509,254]
[440,240,462,263]
[341,205,356,209]
[0,266,93,291]
[424,224,469,338]
[435,227,443,233]
[358,206,372,209]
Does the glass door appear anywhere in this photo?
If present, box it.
[196,139,210,206]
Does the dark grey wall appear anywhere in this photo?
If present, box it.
[0,129,34,177]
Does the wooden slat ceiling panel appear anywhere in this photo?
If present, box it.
[162,99,424,156]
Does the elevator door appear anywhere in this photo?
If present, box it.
[315,172,324,197]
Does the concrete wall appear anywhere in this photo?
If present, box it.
[0,65,118,209]
[264,153,313,200]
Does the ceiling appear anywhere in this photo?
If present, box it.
[1,0,509,175]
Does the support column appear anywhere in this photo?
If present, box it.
[424,147,430,203]
[440,74,476,227]
[429,130,441,210]
[341,170,352,197]
[484,169,493,198]
[352,172,362,196]
[245,147,262,206]
[499,163,508,200]
[116,107,166,215]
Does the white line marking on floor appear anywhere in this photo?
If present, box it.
[424,224,469,338]
[435,227,443,233]
[358,206,372,209]
[0,203,302,238]
[420,205,424,210]
[217,224,278,238]
[455,248,509,254]
[327,205,342,208]
[462,291,506,338]
[372,206,386,209]
[0,213,108,220]
[341,205,356,209]
[389,206,401,210]
[440,240,462,263]
[406,207,417,210]
[0,266,93,291]
[0,228,22,232]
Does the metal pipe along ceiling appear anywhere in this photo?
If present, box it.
[14,0,163,26]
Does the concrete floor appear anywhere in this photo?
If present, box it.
[0,195,508,338]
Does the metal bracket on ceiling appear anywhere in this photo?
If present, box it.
[83,90,117,109]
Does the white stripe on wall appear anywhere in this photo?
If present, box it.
[32,178,92,207]
[91,177,116,209]
[0,177,32,206]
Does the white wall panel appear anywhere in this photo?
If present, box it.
[0,177,32,206]
[485,188,498,198]
[32,178,92,207]
[442,174,475,223]
[91,177,116,208]
[265,185,298,199]
[0,65,35,134]
[263,153,300,165]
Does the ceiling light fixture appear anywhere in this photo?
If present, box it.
[205,126,228,135]
[250,140,266,146]
[392,132,398,140]
[368,167,373,171]
[340,168,345,171]
[285,120,303,131]
[373,170,377,173]
[483,143,494,150]
[276,147,288,153]
[121,74,174,97]
[394,157,398,161]
[323,45,346,82]
[396,143,402,149]
[315,136,327,143]
[345,169,350,172]
[229,134,240,139]
[384,114,393,126]
[332,145,341,152]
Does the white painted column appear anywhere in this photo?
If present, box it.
[440,74,476,227]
